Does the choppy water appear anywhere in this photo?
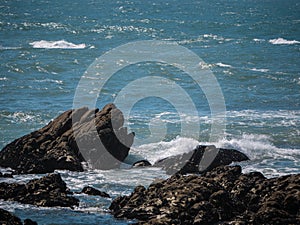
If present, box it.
[1,0,299,224]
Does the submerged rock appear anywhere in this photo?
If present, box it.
[80,186,110,198]
[0,173,79,208]
[0,103,134,174]
[0,208,23,225]
[0,209,37,225]
[153,145,249,174]
[110,165,300,224]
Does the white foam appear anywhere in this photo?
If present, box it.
[269,38,300,45]
[1,111,47,124]
[216,62,232,68]
[29,40,86,49]
[132,136,200,163]
[253,38,265,42]
[250,68,269,72]
[227,109,300,121]
[0,77,8,81]
[34,79,63,84]
[0,46,21,50]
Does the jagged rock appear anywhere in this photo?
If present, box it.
[0,103,134,174]
[80,186,110,198]
[0,173,79,208]
[0,208,37,225]
[153,145,249,174]
[110,165,300,225]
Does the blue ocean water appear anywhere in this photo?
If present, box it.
[0,0,299,224]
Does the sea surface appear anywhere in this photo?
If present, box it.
[0,0,300,224]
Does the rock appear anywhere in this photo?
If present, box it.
[0,208,22,225]
[110,165,300,225]
[153,145,249,174]
[23,219,38,225]
[0,208,37,225]
[80,186,110,198]
[0,171,13,178]
[132,160,152,168]
[0,103,134,174]
[0,173,79,208]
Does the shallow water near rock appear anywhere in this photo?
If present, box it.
[1,0,299,224]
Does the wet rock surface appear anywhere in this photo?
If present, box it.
[0,208,37,225]
[0,103,134,174]
[0,173,79,208]
[80,186,110,198]
[154,145,249,175]
[133,160,152,168]
[109,165,300,225]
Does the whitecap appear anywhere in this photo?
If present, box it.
[269,38,300,45]
[216,62,232,68]
[0,46,22,50]
[29,40,86,49]
[34,78,63,84]
[253,38,265,42]
[250,68,269,72]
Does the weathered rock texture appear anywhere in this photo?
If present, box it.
[0,208,37,225]
[0,173,79,208]
[110,165,300,225]
[0,103,134,174]
[154,145,249,175]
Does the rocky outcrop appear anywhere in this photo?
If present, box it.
[0,173,79,208]
[0,103,134,174]
[80,186,110,198]
[110,165,300,225]
[154,145,249,175]
[0,209,37,225]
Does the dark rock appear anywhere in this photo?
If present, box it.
[0,173,79,208]
[80,186,110,198]
[110,165,300,225]
[0,171,13,178]
[23,219,38,225]
[154,145,249,175]
[132,160,152,168]
[0,208,22,225]
[0,208,37,225]
[0,103,134,174]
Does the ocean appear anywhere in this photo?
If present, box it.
[0,0,299,224]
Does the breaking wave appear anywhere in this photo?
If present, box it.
[29,40,86,49]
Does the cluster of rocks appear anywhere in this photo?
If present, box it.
[110,165,300,224]
[0,173,79,207]
[0,103,134,174]
[0,103,299,224]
